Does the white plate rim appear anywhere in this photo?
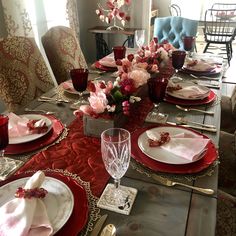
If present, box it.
[138,126,205,165]
[9,114,53,145]
[0,176,74,235]
[166,81,210,100]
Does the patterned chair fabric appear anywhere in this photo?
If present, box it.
[0,37,55,112]
[41,26,87,85]
[153,16,198,49]
[218,131,236,197]
[216,190,236,236]
[221,86,236,133]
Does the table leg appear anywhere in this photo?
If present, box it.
[94,33,110,60]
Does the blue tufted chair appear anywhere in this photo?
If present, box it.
[153,16,198,49]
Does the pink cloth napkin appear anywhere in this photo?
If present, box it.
[99,56,116,68]
[61,80,76,93]
[8,113,46,138]
[184,58,216,72]
[167,81,210,99]
[146,130,210,161]
[0,171,53,236]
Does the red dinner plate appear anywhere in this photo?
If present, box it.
[5,115,64,155]
[164,90,216,106]
[94,61,117,72]
[131,124,218,174]
[0,171,89,236]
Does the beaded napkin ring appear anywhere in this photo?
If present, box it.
[15,187,48,199]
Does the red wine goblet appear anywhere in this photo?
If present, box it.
[70,68,89,108]
[147,74,169,115]
[0,114,10,173]
[183,36,195,57]
[171,50,186,79]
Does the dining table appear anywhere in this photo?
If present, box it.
[0,53,223,236]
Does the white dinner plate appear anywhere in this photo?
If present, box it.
[166,81,210,100]
[9,114,52,145]
[138,126,206,165]
[0,176,74,235]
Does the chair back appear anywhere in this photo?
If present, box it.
[0,37,55,112]
[169,4,181,16]
[204,8,236,44]
[153,16,198,49]
[211,3,236,10]
[41,26,87,85]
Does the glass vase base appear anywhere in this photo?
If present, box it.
[0,157,24,181]
[97,183,138,215]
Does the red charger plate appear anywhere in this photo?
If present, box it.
[5,115,64,155]
[164,90,216,106]
[131,124,218,174]
[94,61,117,72]
[181,65,222,76]
[0,171,89,236]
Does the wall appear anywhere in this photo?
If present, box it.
[77,0,147,63]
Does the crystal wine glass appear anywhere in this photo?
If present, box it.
[0,114,9,173]
[70,68,88,108]
[135,29,145,49]
[101,128,131,206]
[171,50,186,79]
[183,36,195,58]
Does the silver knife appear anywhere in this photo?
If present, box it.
[90,214,108,236]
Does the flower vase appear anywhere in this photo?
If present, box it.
[106,17,124,31]
[83,113,127,137]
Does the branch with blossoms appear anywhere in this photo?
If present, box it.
[95,0,131,29]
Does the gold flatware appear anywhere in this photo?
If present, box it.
[176,105,214,115]
[151,174,214,195]
[90,214,108,236]
[175,116,216,129]
[24,108,55,115]
[40,96,70,103]
[100,224,116,236]
[166,122,217,132]
[190,81,220,89]
[189,73,219,81]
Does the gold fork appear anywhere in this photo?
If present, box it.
[151,174,214,195]
[176,105,214,115]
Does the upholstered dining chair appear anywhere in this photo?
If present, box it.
[221,86,236,133]
[41,26,87,85]
[216,190,236,236]
[0,37,55,112]
[153,16,198,50]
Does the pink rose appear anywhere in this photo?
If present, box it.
[128,69,150,88]
[88,91,108,114]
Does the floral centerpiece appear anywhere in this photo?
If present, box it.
[116,38,175,78]
[76,39,176,137]
[96,0,131,30]
[79,78,141,119]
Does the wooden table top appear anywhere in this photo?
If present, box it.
[16,67,222,235]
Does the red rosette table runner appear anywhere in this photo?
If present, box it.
[17,98,153,197]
